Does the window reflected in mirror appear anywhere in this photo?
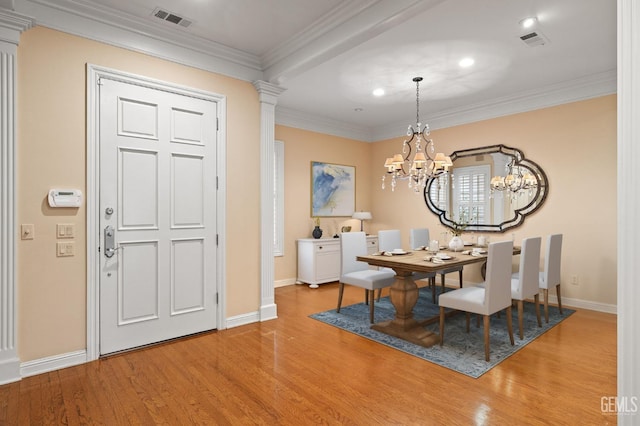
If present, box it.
[424,144,548,232]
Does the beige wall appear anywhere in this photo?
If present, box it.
[17,27,261,361]
[273,126,374,281]
[276,96,616,307]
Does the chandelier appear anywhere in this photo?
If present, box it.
[490,157,538,199]
[382,77,452,193]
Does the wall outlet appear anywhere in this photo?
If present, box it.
[570,275,579,285]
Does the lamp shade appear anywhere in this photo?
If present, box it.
[352,211,372,221]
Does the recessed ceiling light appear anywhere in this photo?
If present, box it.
[354,107,363,112]
[459,57,475,68]
[520,17,538,29]
[372,88,385,97]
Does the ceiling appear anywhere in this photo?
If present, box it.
[13,0,617,141]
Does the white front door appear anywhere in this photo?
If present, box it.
[99,77,218,354]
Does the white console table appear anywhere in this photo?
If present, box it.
[296,235,378,288]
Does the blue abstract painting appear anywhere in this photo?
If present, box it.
[311,162,355,217]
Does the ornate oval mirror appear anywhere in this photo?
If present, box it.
[424,144,548,232]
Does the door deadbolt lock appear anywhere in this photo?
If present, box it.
[104,225,121,258]
[105,207,114,215]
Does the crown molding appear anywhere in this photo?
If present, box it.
[276,106,372,142]
[14,0,263,81]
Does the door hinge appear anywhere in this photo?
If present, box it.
[216,117,219,131]
[216,234,219,246]
[216,293,219,304]
[216,176,218,190]
[97,77,103,86]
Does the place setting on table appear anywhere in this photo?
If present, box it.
[369,238,492,267]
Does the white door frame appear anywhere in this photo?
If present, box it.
[85,64,227,361]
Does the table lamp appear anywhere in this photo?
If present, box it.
[352,211,372,233]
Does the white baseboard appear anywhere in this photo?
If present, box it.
[20,350,87,379]
[446,278,617,314]
[557,295,617,314]
[225,311,260,328]
[275,278,296,288]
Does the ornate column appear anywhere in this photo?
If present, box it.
[252,80,285,322]
[0,8,32,384]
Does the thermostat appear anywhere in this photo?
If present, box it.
[48,189,83,208]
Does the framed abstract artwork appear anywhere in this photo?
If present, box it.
[310,161,355,217]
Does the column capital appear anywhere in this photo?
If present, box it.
[252,80,286,106]
[0,9,34,45]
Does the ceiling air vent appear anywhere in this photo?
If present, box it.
[520,30,550,47]
[152,7,192,28]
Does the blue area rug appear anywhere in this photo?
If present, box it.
[310,287,573,378]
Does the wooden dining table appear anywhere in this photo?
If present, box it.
[356,245,521,348]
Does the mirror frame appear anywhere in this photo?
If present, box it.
[424,144,548,232]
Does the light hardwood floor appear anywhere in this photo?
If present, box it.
[1,283,616,425]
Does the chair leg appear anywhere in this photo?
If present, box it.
[466,312,471,332]
[506,306,515,346]
[368,290,375,324]
[364,289,369,305]
[517,300,524,340]
[337,283,345,313]
[431,276,436,303]
[439,306,446,346]
[440,273,446,295]
[543,288,549,323]
[458,269,463,288]
[376,288,382,302]
[556,284,563,315]
[483,315,490,362]
[534,294,541,327]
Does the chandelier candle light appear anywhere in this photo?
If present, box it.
[382,77,453,193]
[490,157,538,199]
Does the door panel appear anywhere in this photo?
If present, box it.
[171,238,205,314]
[99,78,217,355]
[119,241,159,324]
[172,154,204,227]
[120,149,158,229]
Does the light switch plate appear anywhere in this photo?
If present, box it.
[21,224,35,240]
[57,223,75,239]
[56,241,75,257]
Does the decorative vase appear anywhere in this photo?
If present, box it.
[312,226,323,239]
[448,236,464,252]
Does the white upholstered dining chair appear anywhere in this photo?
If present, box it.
[439,240,515,362]
[410,228,463,300]
[379,229,437,301]
[337,232,396,324]
[540,234,563,323]
[511,236,542,339]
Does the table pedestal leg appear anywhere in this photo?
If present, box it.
[371,270,440,347]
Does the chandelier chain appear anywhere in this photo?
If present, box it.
[416,79,420,126]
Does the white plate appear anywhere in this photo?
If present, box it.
[391,250,408,255]
[436,254,452,260]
